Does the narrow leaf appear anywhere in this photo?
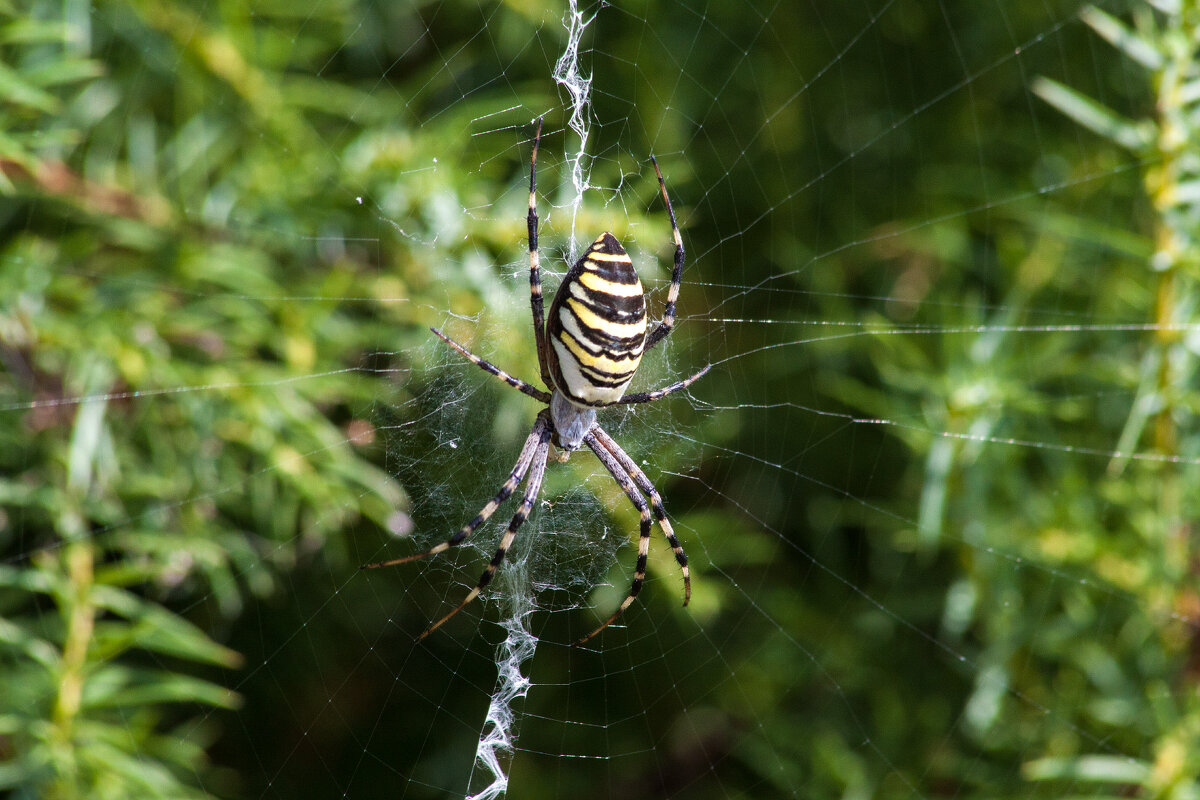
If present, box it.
[1143,0,1180,13]
[0,18,68,45]
[77,733,210,798]
[0,563,57,595]
[26,58,105,89]
[1178,76,1200,105]
[84,665,241,710]
[91,585,244,668]
[0,60,58,112]
[0,616,59,667]
[1170,178,1200,205]
[1024,754,1151,783]
[1033,76,1152,151]
[1080,6,1162,70]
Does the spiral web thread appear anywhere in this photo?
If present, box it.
[464,3,593,798]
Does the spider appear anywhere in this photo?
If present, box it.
[364,118,707,646]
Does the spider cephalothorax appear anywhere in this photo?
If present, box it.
[364,118,707,645]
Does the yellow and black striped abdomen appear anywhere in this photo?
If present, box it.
[547,232,648,406]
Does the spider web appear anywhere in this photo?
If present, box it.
[3,0,1197,799]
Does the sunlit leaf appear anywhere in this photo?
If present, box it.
[83,666,241,710]
[1033,76,1154,151]
[1081,6,1163,71]
[1023,754,1152,784]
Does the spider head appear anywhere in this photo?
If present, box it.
[549,390,596,451]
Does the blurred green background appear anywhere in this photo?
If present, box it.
[3,0,1200,797]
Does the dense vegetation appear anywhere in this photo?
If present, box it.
[2,0,1198,798]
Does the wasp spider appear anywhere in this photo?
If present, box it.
[364,118,707,646]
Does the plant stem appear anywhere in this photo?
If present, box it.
[47,538,95,800]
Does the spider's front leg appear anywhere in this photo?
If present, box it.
[527,116,553,390]
[429,327,550,404]
[616,362,710,405]
[643,155,685,352]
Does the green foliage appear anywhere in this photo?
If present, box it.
[4,0,1200,798]
[851,0,1200,796]
[0,1,423,795]
[1002,2,1200,796]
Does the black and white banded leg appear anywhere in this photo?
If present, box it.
[419,422,553,640]
[643,155,684,352]
[361,415,550,572]
[575,425,690,645]
[590,425,690,604]
[617,362,711,406]
[527,116,553,390]
[430,327,551,404]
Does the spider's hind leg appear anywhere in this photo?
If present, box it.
[589,425,690,604]
[420,425,553,640]
[361,415,549,570]
[575,426,687,646]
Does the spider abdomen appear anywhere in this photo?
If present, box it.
[547,233,648,406]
